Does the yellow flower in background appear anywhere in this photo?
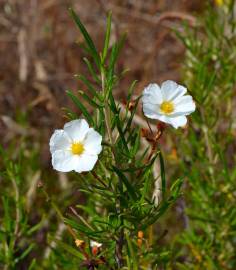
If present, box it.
[75,239,85,247]
[215,0,224,6]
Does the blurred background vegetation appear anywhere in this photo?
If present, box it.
[0,0,236,269]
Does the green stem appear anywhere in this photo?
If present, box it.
[101,67,124,268]
[101,70,114,148]
[10,176,20,240]
[115,172,124,268]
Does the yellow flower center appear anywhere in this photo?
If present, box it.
[160,101,174,114]
[71,142,84,155]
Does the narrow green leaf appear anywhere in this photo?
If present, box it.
[107,33,126,81]
[27,217,44,235]
[67,90,94,126]
[114,114,129,153]
[28,259,36,270]
[109,33,126,70]
[112,166,138,201]
[127,80,138,102]
[141,200,172,230]
[75,74,102,101]
[83,57,101,83]
[78,90,103,109]
[130,130,140,157]
[140,169,152,204]
[63,107,78,120]
[69,8,100,67]
[64,217,94,235]
[170,178,183,198]
[97,108,106,137]
[124,96,142,134]
[15,243,35,263]
[102,11,112,62]
[2,197,11,232]
[109,93,118,114]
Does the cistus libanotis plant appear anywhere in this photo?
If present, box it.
[48,8,195,269]
[171,1,236,269]
[0,145,42,269]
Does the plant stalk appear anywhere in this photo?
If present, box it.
[101,68,124,268]
[101,70,114,148]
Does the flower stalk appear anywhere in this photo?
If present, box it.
[101,69,114,149]
[101,68,124,268]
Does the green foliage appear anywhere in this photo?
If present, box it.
[171,2,236,269]
[0,146,41,269]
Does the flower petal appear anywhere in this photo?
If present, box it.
[142,83,163,105]
[161,80,178,100]
[172,95,196,116]
[169,116,187,129]
[90,240,102,248]
[73,154,98,173]
[51,150,75,172]
[64,119,89,142]
[156,115,174,125]
[83,129,102,155]
[142,105,174,124]
[49,130,71,153]
[143,103,161,119]
[161,80,187,101]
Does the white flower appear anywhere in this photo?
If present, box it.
[49,119,102,173]
[90,240,102,248]
[142,80,196,128]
